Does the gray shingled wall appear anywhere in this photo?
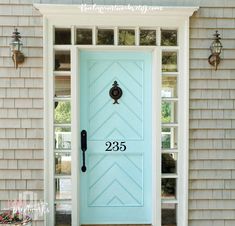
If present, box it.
[189,7,235,226]
[0,1,43,226]
[0,0,235,226]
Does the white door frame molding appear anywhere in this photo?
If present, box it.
[34,4,198,226]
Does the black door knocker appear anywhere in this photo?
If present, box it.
[109,81,123,104]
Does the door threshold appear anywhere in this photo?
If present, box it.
[81,225,152,226]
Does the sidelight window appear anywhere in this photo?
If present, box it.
[53,31,72,225]
[50,23,187,226]
[161,29,179,226]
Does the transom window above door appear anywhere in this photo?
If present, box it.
[54,27,178,47]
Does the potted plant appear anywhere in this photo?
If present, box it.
[0,210,32,225]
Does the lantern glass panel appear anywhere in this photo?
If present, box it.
[18,42,23,51]
[212,41,222,54]
[11,41,22,52]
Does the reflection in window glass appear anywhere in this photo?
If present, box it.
[161,127,177,149]
[55,203,71,226]
[55,127,71,150]
[55,76,71,98]
[162,76,177,98]
[55,178,72,200]
[119,29,135,45]
[140,29,156,45]
[162,133,171,149]
[55,28,71,45]
[97,29,114,45]
[76,29,92,45]
[162,203,177,226]
[162,153,177,174]
[161,29,177,46]
[54,101,71,124]
[162,101,177,123]
[55,51,71,71]
[162,52,177,72]
[162,101,171,123]
[162,178,176,199]
[55,153,71,175]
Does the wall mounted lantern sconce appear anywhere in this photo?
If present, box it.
[10,28,25,69]
[208,30,223,71]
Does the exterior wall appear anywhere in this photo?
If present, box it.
[0,1,235,226]
[189,7,235,226]
[0,1,43,226]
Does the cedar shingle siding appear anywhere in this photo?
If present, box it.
[0,0,235,226]
[189,6,235,226]
[0,1,43,226]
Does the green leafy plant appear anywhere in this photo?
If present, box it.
[54,102,71,124]
[162,102,171,123]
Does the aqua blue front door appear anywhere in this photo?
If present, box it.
[80,50,152,224]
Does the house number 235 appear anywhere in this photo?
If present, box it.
[105,141,126,152]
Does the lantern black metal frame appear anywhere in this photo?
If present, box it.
[208,30,223,71]
[10,28,25,69]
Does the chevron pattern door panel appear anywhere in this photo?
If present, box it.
[88,154,143,207]
[80,51,152,224]
[88,60,143,140]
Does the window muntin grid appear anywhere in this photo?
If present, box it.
[53,26,179,226]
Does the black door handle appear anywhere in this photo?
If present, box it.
[81,130,87,172]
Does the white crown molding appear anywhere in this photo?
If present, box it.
[34,4,198,17]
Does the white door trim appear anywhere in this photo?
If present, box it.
[35,4,198,226]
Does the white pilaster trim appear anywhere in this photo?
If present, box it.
[177,17,190,226]
[71,47,80,226]
[43,17,55,226]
